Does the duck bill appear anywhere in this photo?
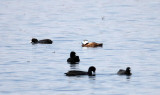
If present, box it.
[92,71,96,75]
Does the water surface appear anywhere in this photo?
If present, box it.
[0,0,160,95]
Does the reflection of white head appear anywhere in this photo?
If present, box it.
[82,40,89,45]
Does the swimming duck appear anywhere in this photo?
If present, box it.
[67,51,80,63]
[31,38,53,44]
[117,67,132,76]
[65,66,96,76]
[82,40,103,47]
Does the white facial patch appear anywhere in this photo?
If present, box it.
[82,40,89,45]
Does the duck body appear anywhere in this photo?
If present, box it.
[65,66,96,76]
[117,67,132,76]
[67,51,80,63]
[65,70,88,76]
[82,40,103,47]
[82,42,103,47]
[67,56,80,63]
[31,38,53,44]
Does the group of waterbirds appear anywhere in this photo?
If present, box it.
[66,51,131,76]
[31,38,132,76]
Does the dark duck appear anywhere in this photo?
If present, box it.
[31,38,53,44]
[117,67,132,76]
[65,66,96,76]
[82,40,103,47]
[67,51,80,63]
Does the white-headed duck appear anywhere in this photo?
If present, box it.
[31,38,53,44]
[82,40,103,47]
[65,66,96,76]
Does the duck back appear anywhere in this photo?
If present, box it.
[117,69,126,75]
[67,56,80,63]
[82,42,103,47]
[65,70,87,76]
[38,39,53,44]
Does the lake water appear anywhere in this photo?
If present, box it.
[0,0,160,95]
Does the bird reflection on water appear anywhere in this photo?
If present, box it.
[69,64,79,70]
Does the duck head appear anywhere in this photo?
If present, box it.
[88,66,96,76]
[82,40,89,45]
[126,67,131,75]
[70,51,76,58]
[31,38,38,43]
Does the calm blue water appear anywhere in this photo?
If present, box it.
[0,0,160,95]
